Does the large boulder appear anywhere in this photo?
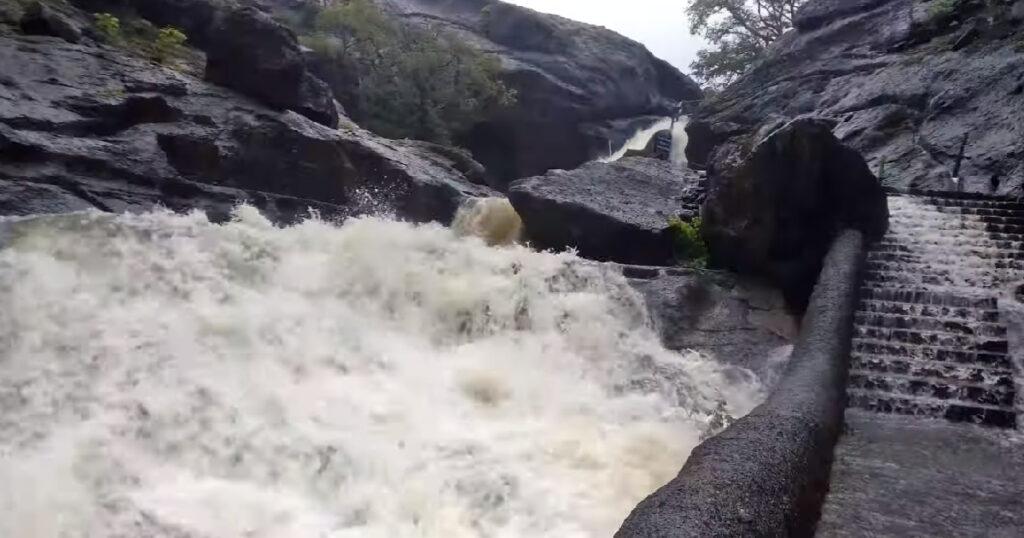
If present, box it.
[508,157,702,265]
[74,0,339,128]
[363,0,703,184]
[203,6,339,128]
[702,117,888,309]
[0,34,494,223]
[685,0,1024,195]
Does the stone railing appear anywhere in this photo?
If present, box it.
[616,229,866,537]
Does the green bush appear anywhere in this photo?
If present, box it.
[94,12,121,43]
[302,0,515,144]
[927,0,959,19]
[667,216,709,268]
[152,26,187,64]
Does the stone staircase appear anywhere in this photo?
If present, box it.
[817,193,1024,536]
[848,193,1023,428]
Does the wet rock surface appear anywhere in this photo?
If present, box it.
[818,410,1024,536]
[624,267,797,385]
[508,157,702,265]
[687,0,1024,195]
[702,117,888,309]
[377,0,703,183]
[73,0,339,127]
[0,34,494,223]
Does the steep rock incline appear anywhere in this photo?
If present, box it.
[687,0,1024,195]
[0,33,494,222]
[378,0,703,184]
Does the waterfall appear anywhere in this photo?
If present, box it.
[0,207,763,537]
[601,116,689,166]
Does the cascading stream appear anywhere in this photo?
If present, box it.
[0,207,763,537]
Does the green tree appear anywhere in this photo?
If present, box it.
[302,0,515,143]
[687,0,805,88]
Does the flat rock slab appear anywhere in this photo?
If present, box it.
[818,410,1024,537]
[508,157,701,265]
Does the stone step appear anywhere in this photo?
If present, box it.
[850,353,1014,386]
[864,268,1015,288]
[918,196,1024,211]
[854,326,1007,351]
[867,250,1024,264]
[859,287,998,309]
[885,219,1024,235]
[876,238,1024,251]
[863,270,1003,289]
[851,339,1012,369]
[856,299,1000,322]
[848,372,1015,408]
[883,230,1024,243]
[871,243,1024,257]
[853,312,1006,337]
[865,259,1024,273]
[846,389,1017,428]
[889,208,1024,226]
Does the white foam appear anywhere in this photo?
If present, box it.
[0,208,762,537]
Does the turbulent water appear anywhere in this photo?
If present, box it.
[0,207,762,537]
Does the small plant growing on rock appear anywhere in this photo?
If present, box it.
[927,0,960,20]
[667,216,709,268]
[93,12,121,43]
[152,26,187,64]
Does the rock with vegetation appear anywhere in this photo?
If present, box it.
[72,0,340,128]
[297,0,514,145]
[0,32,495,222]
[508,157,702,265]
[686,0,1024,195]
[701,117,888,309]
[272,0,703,184]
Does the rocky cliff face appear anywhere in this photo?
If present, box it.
[377,0,703,184]
[0,15,494,222]
[687,0,1024,195]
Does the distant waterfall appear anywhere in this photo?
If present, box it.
[601,116,689,166]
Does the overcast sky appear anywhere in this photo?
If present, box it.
[504,0,706,74]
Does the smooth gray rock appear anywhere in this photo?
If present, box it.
[687,0,1024,195]
[508,157,701,265]
[702,117,888,309]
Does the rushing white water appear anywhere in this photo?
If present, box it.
[0,207,762,537]
[601,117,689,166]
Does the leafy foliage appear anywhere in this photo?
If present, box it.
[686,0,806,88]
[300,0,515,144]
[667,216,709,267]
[927,0,959,18]
[153,26,187,64]
[93,12,121,43]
